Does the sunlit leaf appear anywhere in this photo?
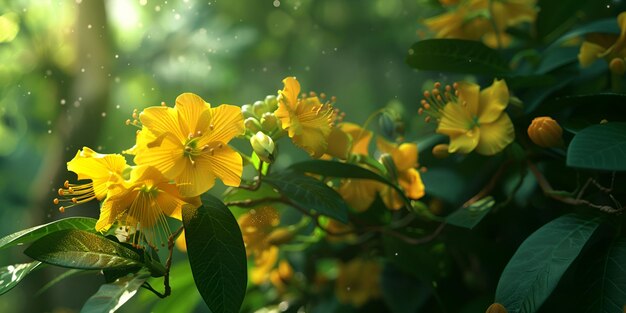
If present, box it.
[567,123,626,171]
[406,39,510,75]
[183,194,247,313]
[80,268,150,313]
[24,229,142,270]
[0,261,41,295]
[446,196,495,230]
[495,213,603,313]
[0,217,97,250]
[289,160,411,208]
[263,171,349,223]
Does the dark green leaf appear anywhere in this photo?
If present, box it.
[288,160,411,208]
[546,18,618,50]
[546,93,626,114]
[0,261,41,295]
[263,171,350,223]
[381,263,430,313]
[183,194,247,313]
[24,229,142,270]
[406,39,510,75]
[80,268,150,313]
[0,217,97,250]
[495,214,603,313]
[446,196,495,229]
[536,0,587,42]
[567,123,626,171]
[582,238,626,312]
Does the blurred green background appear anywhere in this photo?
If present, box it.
[0,0,438,311]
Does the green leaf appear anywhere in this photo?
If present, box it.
[582,237,626,312]
[536,0,587,42]
[24,229,142,270]
[446,196,495,230]
[288,160,411,208]
[406,39,510,75]
[544,93,626,115]
[263,171,350,223]
[183,194,247,313]
[80,268,150,313]
[567,123,626,171]
[0,261,41,295]
[0,217,97,250]
[546,18,618,50]
[495,213,603,313]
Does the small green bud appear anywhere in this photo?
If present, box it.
[241,104,257,119]
[379,153,398,183]
[250,131,275,163]
[378,109,405,141]
[260,112,279,132]
[253,100,268,116]
[265,95,278,111]
[244,117,262,133]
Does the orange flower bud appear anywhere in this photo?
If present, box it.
[610,58,626,75]
[485,303,508,313]
[527,116,563,148]
[432,144,450,159]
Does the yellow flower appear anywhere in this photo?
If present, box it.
[133,93,245,197]
[421,80,515,155]
[333,123,385,211]
[269,260,294,294]
[275,77,335,158]
[578,12,626,71]
[238,206,282,285]
[98,165,195,246]
[335,258,381,307]
[55,147,127,212]
[424,0,537,48]
[377,140,425,210]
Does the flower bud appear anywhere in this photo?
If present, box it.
[253,100,269,116]
[241,104,257,119]
[432,144,450,159]
[527,116,563,148]
[265,95,278,112]
[485,303,508,313]
[250,131,275,163]
[245,117,262,133]
[378,110,405,141]
[261,112,279,132]
[610,58,626,75]
[265,227,295,246]
[379,153,398,183]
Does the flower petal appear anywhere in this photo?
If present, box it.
[437,101,473,137]
[175,157,215,198]
[279,77,300,110]
[325,127,351,160]
[133,133,186,179]
[204,144,243,187]
[456,81,480,117]
[139,106,185,142]
[475,113,515,155]
[578,41,606,68]
[67,147,128,200]
[448,127,480,154]
[340,123,372,156]
[175,93,211,137]
[338,179,383,212]
[200,104,245,146]
[478,79,509,124]
[398,168,425,200]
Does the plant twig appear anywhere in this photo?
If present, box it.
[463,160,512,208]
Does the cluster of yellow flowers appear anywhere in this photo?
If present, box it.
[56,93,244,247]
[424,0,537,48]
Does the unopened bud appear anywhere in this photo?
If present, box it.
[432,144,450,159]
[261,112,279,132]
[378,110,405,141]
[265,95,278,111]
[253,100,269,116]
[527,116,563,148]
[245,117,262,133]
[610,58,626,75]
[379,153,398,183]
[485,303,508,313]
[265,227,295,246]
[241,104,256,119]
[250,131,275,163]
